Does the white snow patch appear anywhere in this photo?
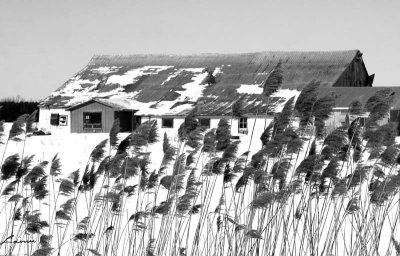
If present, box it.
[107,66,173,86]
[212,67,223,76]
[134,68,208,115]
[236,84,263,94]
[271,89,301,112]
[181,68,204,73]
[177,68,208,101]
[48,66,175,107]
[270,88,300,99]
[47,65,217,114]
[90,66,121,74]
[57,76,100,94]
[161,69,181,85]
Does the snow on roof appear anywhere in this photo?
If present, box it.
[40,50,361,116]
[270,89,301,112]
[236,84,264,94]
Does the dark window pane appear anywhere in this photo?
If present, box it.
[199,118,210,127]
[135,116,141,125]
[162,118,173,128]
[83,112,102,129]
[239,117,248,129]
[359,117,366,126]
[50,114,59,125]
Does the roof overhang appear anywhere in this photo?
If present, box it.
[66,98,138,112]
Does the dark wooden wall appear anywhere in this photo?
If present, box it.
[70,102,114,133]
[334,58,370,87]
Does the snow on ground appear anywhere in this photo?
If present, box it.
[0,122,271,255]
[0,120,397,255]
[0,124,108,174]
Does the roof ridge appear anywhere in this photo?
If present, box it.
[90,50,360,59]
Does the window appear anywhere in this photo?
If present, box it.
[59,115,68,126]
[199,118,210,128]
[358,117,366,126]
[238,117,248,134]
[239,117,247,129]
[135,116,142,125]
[162,118,174,128]
[83,112,102,129]
[50,114,59,125]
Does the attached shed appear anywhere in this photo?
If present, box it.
[67,98,141,133]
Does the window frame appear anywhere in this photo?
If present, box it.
[83,112,102,130]
[238,117,248,134]
[239,117,248,129]
[59,115,68,126]
[161,117,174,128]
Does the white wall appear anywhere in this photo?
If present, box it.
[38,107,71,134]
[150,116,273,152]
[149,117,185,143]
[38,111,273,151]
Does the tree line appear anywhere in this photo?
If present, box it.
[0,97,39,122]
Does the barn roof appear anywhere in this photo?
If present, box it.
[40,50,362,116]
[317,87,400,110]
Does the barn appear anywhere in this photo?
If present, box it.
[38,50,375,138]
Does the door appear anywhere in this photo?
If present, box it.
[115,111,133,132]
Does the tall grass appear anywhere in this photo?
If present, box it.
[0,88,400,255]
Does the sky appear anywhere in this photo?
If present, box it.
[0,0,399,101]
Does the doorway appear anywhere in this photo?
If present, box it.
[114,111,141,132]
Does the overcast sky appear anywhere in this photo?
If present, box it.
[0,0,399,101]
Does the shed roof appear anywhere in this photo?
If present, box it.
[317,87,400,110]
[40,50,362,116]
[67,98,136,111]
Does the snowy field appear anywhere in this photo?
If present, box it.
[0,117,400,256]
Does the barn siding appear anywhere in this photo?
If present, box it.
[325,110,347,134]
[70,102,114,133]
[334,58,369,87]
[325,109,390,134]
